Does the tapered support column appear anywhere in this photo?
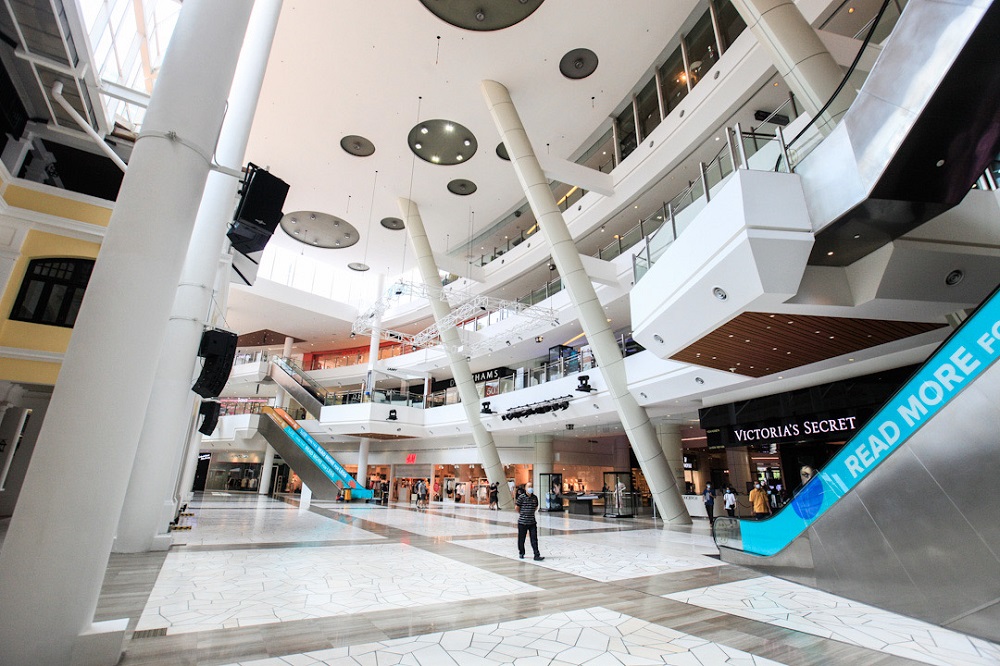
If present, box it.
[259,445,276,495]
[365,274,386,398]
[531,434,554,494]
[398,198,514,510]
[655,423,685,501]
[482,80,689,524]
[0,2,255,663]
[731,0,852,133]
[0,407,29,491]
[114,0,284,554]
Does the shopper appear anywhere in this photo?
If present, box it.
[702,483,715,522]
[723,486,737,517]
[488,482,499,511]
[515,484,544,561]
[749,482,771,519]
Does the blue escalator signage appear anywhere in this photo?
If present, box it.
[280,422,374,499]
[741,292,1000,556]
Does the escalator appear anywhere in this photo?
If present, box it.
[258,406,373,500]
[713,284,1000,641]
[800,0,1000,265]
[268,356,330,418]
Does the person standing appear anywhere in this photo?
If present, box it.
[488,482,499,510]
[702,483,715,522]
[749,482,771,519]
[515,484,544,561]
[723,486,737,517]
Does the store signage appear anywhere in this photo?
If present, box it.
[731,417,859,443]
[405,453,417,464]
[432,366,514,392]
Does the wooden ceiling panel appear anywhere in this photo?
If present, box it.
[671,312,945,377]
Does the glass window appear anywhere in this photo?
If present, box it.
[636,77,661,139]
[715,0,748,49]
[11,258,95,328]
[658,46,688,114]
[616,103,638,161]
[685,10,720,88]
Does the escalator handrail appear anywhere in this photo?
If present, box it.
[775,0,893,172]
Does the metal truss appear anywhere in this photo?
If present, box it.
[353,281,558,356]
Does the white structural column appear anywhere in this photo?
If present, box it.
[482,80,689,524]
[0,2,254,663]
[259,332,293,495]
[114,0,283,554]
[731,0,853,133]
[357,438,370,489]
[398,198,514,510]
[365,273,386,399]
[655,423,685,501]
[531,433,554,495]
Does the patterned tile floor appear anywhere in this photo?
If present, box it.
[664,577,1000,666]
[455,532,724,582]
[137,542,539,634]
[104,493,1000,665]
[219,606,788,666]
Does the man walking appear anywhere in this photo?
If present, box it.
[516,484,544,561]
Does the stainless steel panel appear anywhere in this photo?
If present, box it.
[852,446,999,625]
[807,491,927,611]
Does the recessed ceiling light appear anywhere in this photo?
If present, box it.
[444,124,454,132]
[456,154,464,161]
[420,126,428,134]
[414,142,422,149]
[464,139,471,146]
[827,251,834,256]
[431,155,440,163]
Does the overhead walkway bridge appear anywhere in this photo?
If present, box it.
[713,284,1000,643]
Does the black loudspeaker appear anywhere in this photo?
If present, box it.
[192,329,238,398]
[227,220,270,255]
[198,401,221,436]
[234,163,289,234]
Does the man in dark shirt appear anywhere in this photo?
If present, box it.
[516,484,544,561]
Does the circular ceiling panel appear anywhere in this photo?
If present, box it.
[496,141,510,161]
[559,48,599,79]
[407,119,478,165]
[340,135,375,157]
[380,217,405,230]
[447,179,477,196]
[348,262,370,272]
[280,211,360,249]
[418,0,544,31]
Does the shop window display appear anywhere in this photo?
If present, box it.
[539,472,564,512]
[603,471,636,518]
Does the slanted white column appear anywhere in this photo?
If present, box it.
[656,423,685,505]
[531,434,554,494]
[0,2,255,663]
[482,80,689,524]
[114,0,284,554]
[731,0,853,133]
[398,198,514,510]
[365,274,386,400]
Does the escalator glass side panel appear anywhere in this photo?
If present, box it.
[739,287,1000,556]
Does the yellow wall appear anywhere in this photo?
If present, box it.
[0,230,102,384]
[2,184,112,227]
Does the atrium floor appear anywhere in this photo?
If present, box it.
[11,492,998,665]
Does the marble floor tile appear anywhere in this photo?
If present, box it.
[664,576,1000,666]
[456,532,724,582]
[217,606,787,666]
[137,543,540,635]
[172,503,381,546]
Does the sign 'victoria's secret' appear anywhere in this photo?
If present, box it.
[706,412,862,449]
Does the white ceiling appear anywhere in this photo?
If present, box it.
[244,0,701,282]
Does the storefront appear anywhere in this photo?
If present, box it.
[204,450,264,491]
[699,365,918,498]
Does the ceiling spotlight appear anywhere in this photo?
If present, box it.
[535,336,544,343]
[386,409,398,421]
[576,375,594,393]
[481,401,495,415]
[945,269,964,286]
[713,287,728,301]
[475,9,485,21]
[695,377,705,384]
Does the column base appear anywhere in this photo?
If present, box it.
[71,619,128,666]
[150,533,173,551]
